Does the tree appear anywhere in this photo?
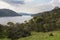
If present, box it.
[7,22,14,27]
[0,24,5,38]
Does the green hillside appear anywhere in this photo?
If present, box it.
[19,31,60,40]
[0,7,60,40]
[28,7,60,32]
[1,31,60,40]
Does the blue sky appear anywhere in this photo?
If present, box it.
[0,0,60,14]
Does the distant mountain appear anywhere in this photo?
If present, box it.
[19,13,34,16]
[0,9,21,17]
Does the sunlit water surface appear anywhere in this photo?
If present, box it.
[0,16,32,25]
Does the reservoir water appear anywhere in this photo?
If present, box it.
[0,16,32,25]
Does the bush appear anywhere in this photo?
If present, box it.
[49,33,54,36]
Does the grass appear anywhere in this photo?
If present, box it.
[0,38,10,40]
[18,31,60,40]
[1,31,60,40]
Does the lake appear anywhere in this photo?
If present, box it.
[0,16,32,25]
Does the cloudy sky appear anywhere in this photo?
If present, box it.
[0,0,60,14]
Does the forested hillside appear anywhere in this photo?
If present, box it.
[28,7,60,32]
[0,7,60,40]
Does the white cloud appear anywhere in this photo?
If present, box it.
[0,0,60,14]
[25,0,34,3]
[0,1,10,8]
[0,1,17,12]
[50,0,60,7]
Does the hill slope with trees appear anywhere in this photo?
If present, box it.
[28,7,60,32]
[0,7,60,40]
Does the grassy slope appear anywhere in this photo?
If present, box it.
[0,31,60,40]
[19,31,60,40]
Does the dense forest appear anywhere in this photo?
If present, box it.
[0,7,60,40]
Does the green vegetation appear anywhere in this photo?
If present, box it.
[0,31,60,40]
[0,7,60,40]
[19,31,60,40]
[28,7,60,32]
[0,22,31,40]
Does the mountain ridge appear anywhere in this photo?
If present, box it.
[0,9,21,17]
[32,7,60,16]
